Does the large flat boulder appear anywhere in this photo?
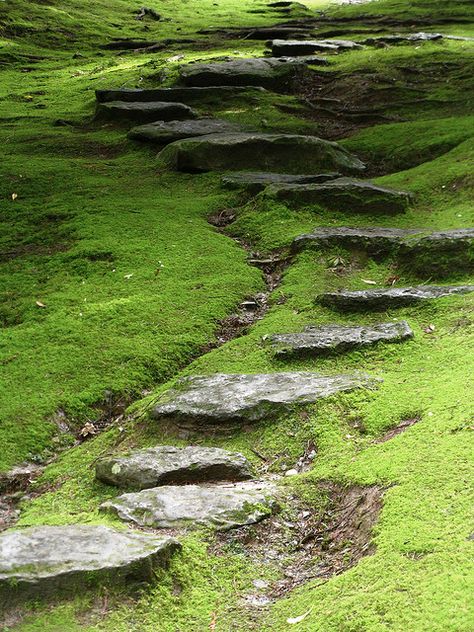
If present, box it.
[222,171,340,194]
[157,133,365,174]
[178,57,310,90]
[318,285,474,310]
[95,86,267,104]
[291,226,421,254]
[128,118,243,144]
[151,372,374,425]
[198,26,315,40]
[95,101,198,124]
[266,321,413,357]
[96,445,253,489]
[270,39,361,56]
[0,525,180,594]
[264,177,412,213]
[100,481,277,530]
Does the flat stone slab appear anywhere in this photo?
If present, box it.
[222,171,340,194]
[158,133,365,174]
[95,101,198,124]
[0,525,180,592]
[96,86,267,104]
[178,57,310,90]
[128,118,243,144]
[270,39,362,56]
[96,445,253,489]
[364,32,474,46]
[151,372,374,425]
[264,177,412,213]
[100,481,277,530]
[266,321,413,357]
[318,285,474,310]
[198,26,314,40]
[291,226,422,254]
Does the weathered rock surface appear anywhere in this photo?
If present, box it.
[96,86,267,104]
[264,178,412,213]
[95,101,198,124]
[157,133,365,174]
[198,26,314,40]
[100,481,277,530]
[178,57,310,90]
[266,321,413,356]
[291,226,421,254]
[318,285,474,310]
[128,118,243,144]
[270,38,362,56]
[364,32,474,46]
[152,372,374,425]
[0,525,180,592]
[96,445,253,489]
[222,171,340,194]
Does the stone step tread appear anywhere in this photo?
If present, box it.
[100,481,277,530]
[96,445,254,489]
[270,38,363,55]
[151,372,375,425]
[95,86,267,104]
[364,32,474,45]
[0,525,180,588]
[157,133,365,175]
[264,177,412,214]
[128,118,244,144]
[222,171,340,193]
[266,321,413,356]
[318,285,474,310]
[95,101,198,123]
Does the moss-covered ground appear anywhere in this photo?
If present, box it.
[1,0,473,629]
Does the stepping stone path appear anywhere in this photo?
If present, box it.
[222,171,340,194]
[269,38,363,56]
[96,86,267,104]
[96,445,254,489]
[0,525,180,592]
[95,101,198,124]
[128,118,243,144]
[152,372,374,425]
[264,177,413,213]
[364,32,474,46]
[318,285,474,310]
[100,481,277,530]
[266,321,413,357]
[157,133,366,174]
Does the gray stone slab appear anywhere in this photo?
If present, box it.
[222,171,340,194]
[266,321,413,356]
[291,226,422,254]
[96,445,254,489]
[0,525,180,592]
[100,481,277,530]
[151,372,375,425]
[95,86,267,104]
[128,118,243,144]
[157,133,365,174]
[270,39,363,56]
[178,57,310,90]
[264,177,412,213]
[318,285,474,310]
[363,32,474,45]
[95,101,198,124]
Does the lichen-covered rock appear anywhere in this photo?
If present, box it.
[100,481,277,530]
[96,445,253,489]
[270,38,362,56]
[399,229,474,275]
[178,57,310,90]
[96,86,267,104]
[95,101,198,124]
[264,177,412,213]
[0,525,180,594]
[291,226,421,254]
[152,372,375,425]
[318,285,474,310]
[266,321,413,356]
[128,118,243,144]
[157,133,365,174]
[222,171,339,194]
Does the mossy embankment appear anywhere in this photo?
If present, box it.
[1,0,473,630]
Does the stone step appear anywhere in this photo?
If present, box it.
[266,321,413,356]
[100,481,277,530]
[263,177,412,213]
[128,118,244,145]
[95,86,267,105]
[178,57,311,90]
[198,26,315,40]
[364,32,474,46]
[0,525,180,595]
[269,38,362,56]
[222,171,340,194]
[95,101,198,124]
[96,445,254,489]
[157,133,365,174]
[151,372,375,425]
[291,226,421,253]
[318,285,474,310]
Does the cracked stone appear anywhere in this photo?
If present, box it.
[222,171,340,194]
[95,101,198,124]
[128,118,244,144]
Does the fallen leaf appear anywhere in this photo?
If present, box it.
[124,273,133,280]
[11,193,18,200]
[287,609,312,624]
[386,275,400,286]
[35,300,46,308]
[424,324,436,334]
[209,611,217,631]
[362,279,377,285]
[79,422,97,438]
